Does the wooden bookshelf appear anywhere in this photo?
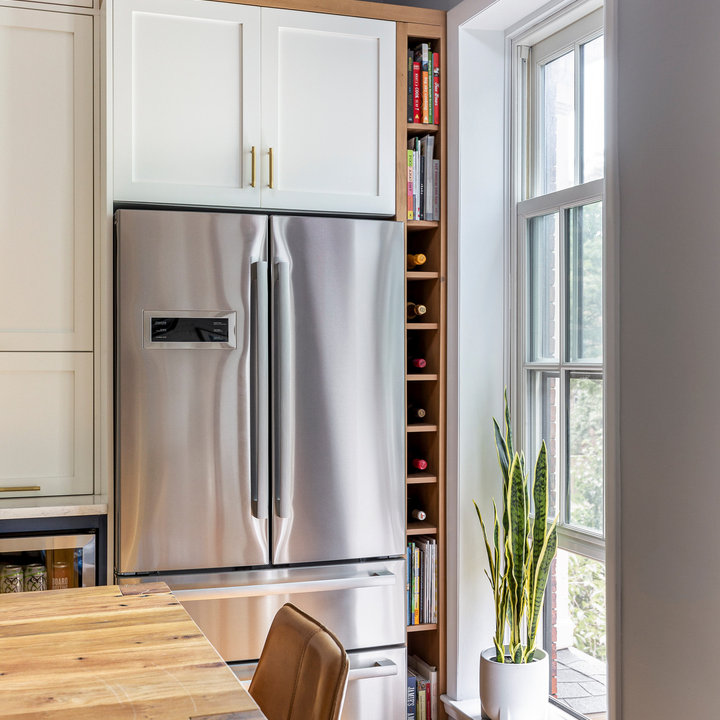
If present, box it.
[397,18,447,719]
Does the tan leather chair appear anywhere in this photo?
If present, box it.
[249,603,350,720]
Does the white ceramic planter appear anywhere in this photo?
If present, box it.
[479,647,549,720]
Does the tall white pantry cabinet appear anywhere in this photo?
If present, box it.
[0,6,94,499]
[113,0,396,215]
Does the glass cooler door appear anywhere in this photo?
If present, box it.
[0,534,96,593]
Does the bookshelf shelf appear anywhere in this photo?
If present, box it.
[407,423,438,433]
[407,520,438,535]
[407,473,437,485]
[408,122,439,134]
[406,322,438,331]
[407,623,438,633]
[407,220,440,231]
[406,271,439,280]
[406,374,438,382]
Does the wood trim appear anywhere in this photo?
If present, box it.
[212,0,445,25]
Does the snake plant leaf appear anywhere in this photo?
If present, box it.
[474,500,496,580]
[508,454,527,595]
[503,388,514,459]
[494,418,510,487]
[532,442,549,576]
[526,518,559,655]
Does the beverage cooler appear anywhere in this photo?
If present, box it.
[0,515,107,594]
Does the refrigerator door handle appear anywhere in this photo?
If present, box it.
[273,260,292,519]
[251,261,269,520]
[172,569,395,602]
[347,659,399,682]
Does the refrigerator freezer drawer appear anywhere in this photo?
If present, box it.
[120,558,406,661]
[231,646,406,720]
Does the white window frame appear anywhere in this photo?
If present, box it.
[511,3,606,566]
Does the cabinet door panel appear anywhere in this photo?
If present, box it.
[113,0,261,207]
[0,9,93,351]
[261,10,395,215]
[0,354,93,498]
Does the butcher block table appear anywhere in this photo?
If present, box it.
[0,582,265,719]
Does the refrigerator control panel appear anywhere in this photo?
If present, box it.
[143,311,236,349]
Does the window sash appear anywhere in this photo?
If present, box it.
[518,187,605,558]
[526,8,604,199]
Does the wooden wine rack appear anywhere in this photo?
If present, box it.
[396,18,447,719]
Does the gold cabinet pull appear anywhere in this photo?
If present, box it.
[250,146,256,188]
[269,147,274,189]
[0,486,41,492]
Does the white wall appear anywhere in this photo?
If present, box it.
[613,0,720,716]
[446,7,508,698]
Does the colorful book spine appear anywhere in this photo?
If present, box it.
[425,135,435,221]
[432,51,440,123]
[406,673,417,720]
[413,544,420,624]
[418,139,426,223]
[407,150,415,221]
[433,160,440,222]
[428,52,434,125]
[407,49,414,123]
[412,62,421,123]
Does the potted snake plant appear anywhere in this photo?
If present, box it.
[474,393,558,720]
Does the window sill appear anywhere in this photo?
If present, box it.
[441,695,578,720]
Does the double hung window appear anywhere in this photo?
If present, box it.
[513,6,606,718]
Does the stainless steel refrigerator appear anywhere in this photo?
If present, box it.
[115,209,406,720]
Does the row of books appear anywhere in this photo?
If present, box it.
[407,42,440,125]
[406,655,438,720]
[406,536,438,626]
[407,135,439,222]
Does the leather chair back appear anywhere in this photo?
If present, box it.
[249,603,349,720]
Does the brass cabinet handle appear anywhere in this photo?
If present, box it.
[0,486,41,492]
[269,147,274,189]
[250,146,256,188]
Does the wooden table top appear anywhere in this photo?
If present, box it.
[0,582,265,719]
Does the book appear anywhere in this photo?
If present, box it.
[406,673,417,720]
[409,655,438,720]
[428,51,434,125]
[413,543,420,624]
[415,43,430,123]
[432,51,440,123]
[425,135,435,221]
[407,49,414,123]
[433,159,440,221]
[412,62,421,123]
[407,150,415,220]
[416,676,427,720]
[419,136,427,222]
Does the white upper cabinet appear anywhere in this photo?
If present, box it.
[113,0,262,207]
[260,9,395,215]
[0,8,93,352]
[113,1,395,215]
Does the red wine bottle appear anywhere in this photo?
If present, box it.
[409,357,427,370]
[411,458,428,471]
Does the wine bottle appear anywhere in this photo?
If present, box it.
[409,356,427,370]
[410,508,427,521]
[408,405,427,420]
[407,253,427,270]
[407,302,427,320]
[411,458,428,471]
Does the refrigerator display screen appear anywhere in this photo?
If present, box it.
[150,317,229,343]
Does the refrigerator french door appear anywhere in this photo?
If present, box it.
[115,209,406,719]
